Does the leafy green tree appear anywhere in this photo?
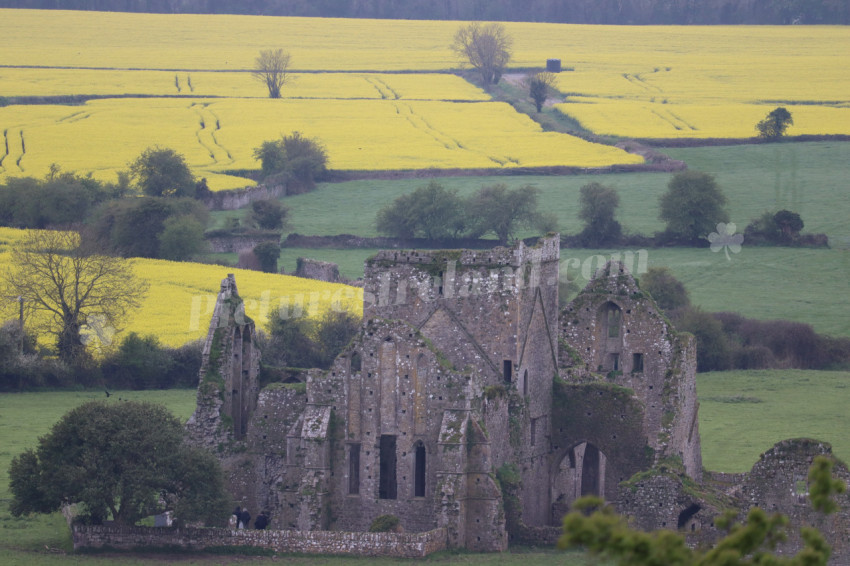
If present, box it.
[757,107,794,140]
[104,332,173,390]
[467,183,545,245]
[250,199,288,230]
[91,197,208,258]
[253,241,281,273]
[639,267,690,313]
[157,214,207,261]
[774,209,804,239]
[129,147,196,197]
[558,455,844,566]
[9,400,230,526]
[264,309,361,370]
[658,171,729,245]
[577,182,622,247]
[315,310,361,368]
[0,166,128,229]
[252,48,292,99]
[451,22,513,85]
[527,71,558,112]
[376,181,466,240]
[253,132,328,192]
[673,307,731,371]
[745,209,804,245]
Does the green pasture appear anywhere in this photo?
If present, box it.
[210,141,850,241]
[0,391,594,563]
[697,370,850,473]
[206,141,850,337]
[3,370,849,563]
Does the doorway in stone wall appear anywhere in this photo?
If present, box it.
[550,441,608,524]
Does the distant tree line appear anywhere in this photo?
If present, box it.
[1,0,846,24]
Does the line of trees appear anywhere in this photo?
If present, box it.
[375,181,556,246]
[2,0,846,24]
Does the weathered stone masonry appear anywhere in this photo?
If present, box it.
[182,235,705,553]
[174,236,850,561]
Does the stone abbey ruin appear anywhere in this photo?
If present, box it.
[185,235,850,557]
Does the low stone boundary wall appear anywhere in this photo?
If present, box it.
[72,525,447,558]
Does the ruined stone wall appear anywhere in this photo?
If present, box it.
[310,319,478,536]
[186,274,261,452]
[740,439,850,563]
[362,236,559,390]
[72,524,447,557]
[202,182,286,211]
[295,257,343,283]
[228,385,309,530]
[205,233,280,254]
[559,262,701,480]
[549,380,653,519]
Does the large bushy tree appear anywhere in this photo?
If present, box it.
[467,183,547,245]
[451,22,513,85]
[9,400,231,526]
[0,166,128,229]
[129,146,196,198]
[376,181,466,240]
[263,309,361,370]
[253,132,328,192]
[756,106,793,140]
[1,230,146,364]
[658,171,729,245]
[91,196,208,259]
[638,266,690,313]
[250,198,288,230]
[576,182,622,247]
[252,48,292,99]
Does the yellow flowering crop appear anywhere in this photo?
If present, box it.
[128,258,362,347]
[1,9,848,178]
[1,97,641,187]
[0,228,363,348]
[1,68,489,101]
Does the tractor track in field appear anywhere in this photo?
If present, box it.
[393,102,510,167]
[190,102,233,166]
[0,128,26,172]
[364,76,400,100]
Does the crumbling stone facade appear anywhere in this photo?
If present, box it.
[187,236,712,552]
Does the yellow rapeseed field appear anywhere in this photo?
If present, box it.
[0,68,490,101]
[0,228,363,348]
[1,9,849,181]
[0,96,641,186]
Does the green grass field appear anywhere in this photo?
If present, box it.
[3,370,848,563]
[208,141,850,338]
[0,391,597,564]
[212,141,849,240]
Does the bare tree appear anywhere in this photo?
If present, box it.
[1,230,147,364]
[252,48,292,98]
[450,22,513,85]
[526,71,558,112]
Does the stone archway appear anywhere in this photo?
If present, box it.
[550,442,608,524]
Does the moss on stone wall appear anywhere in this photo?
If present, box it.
[551,379,652,480]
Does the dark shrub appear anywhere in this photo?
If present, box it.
[369,514,401,533]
